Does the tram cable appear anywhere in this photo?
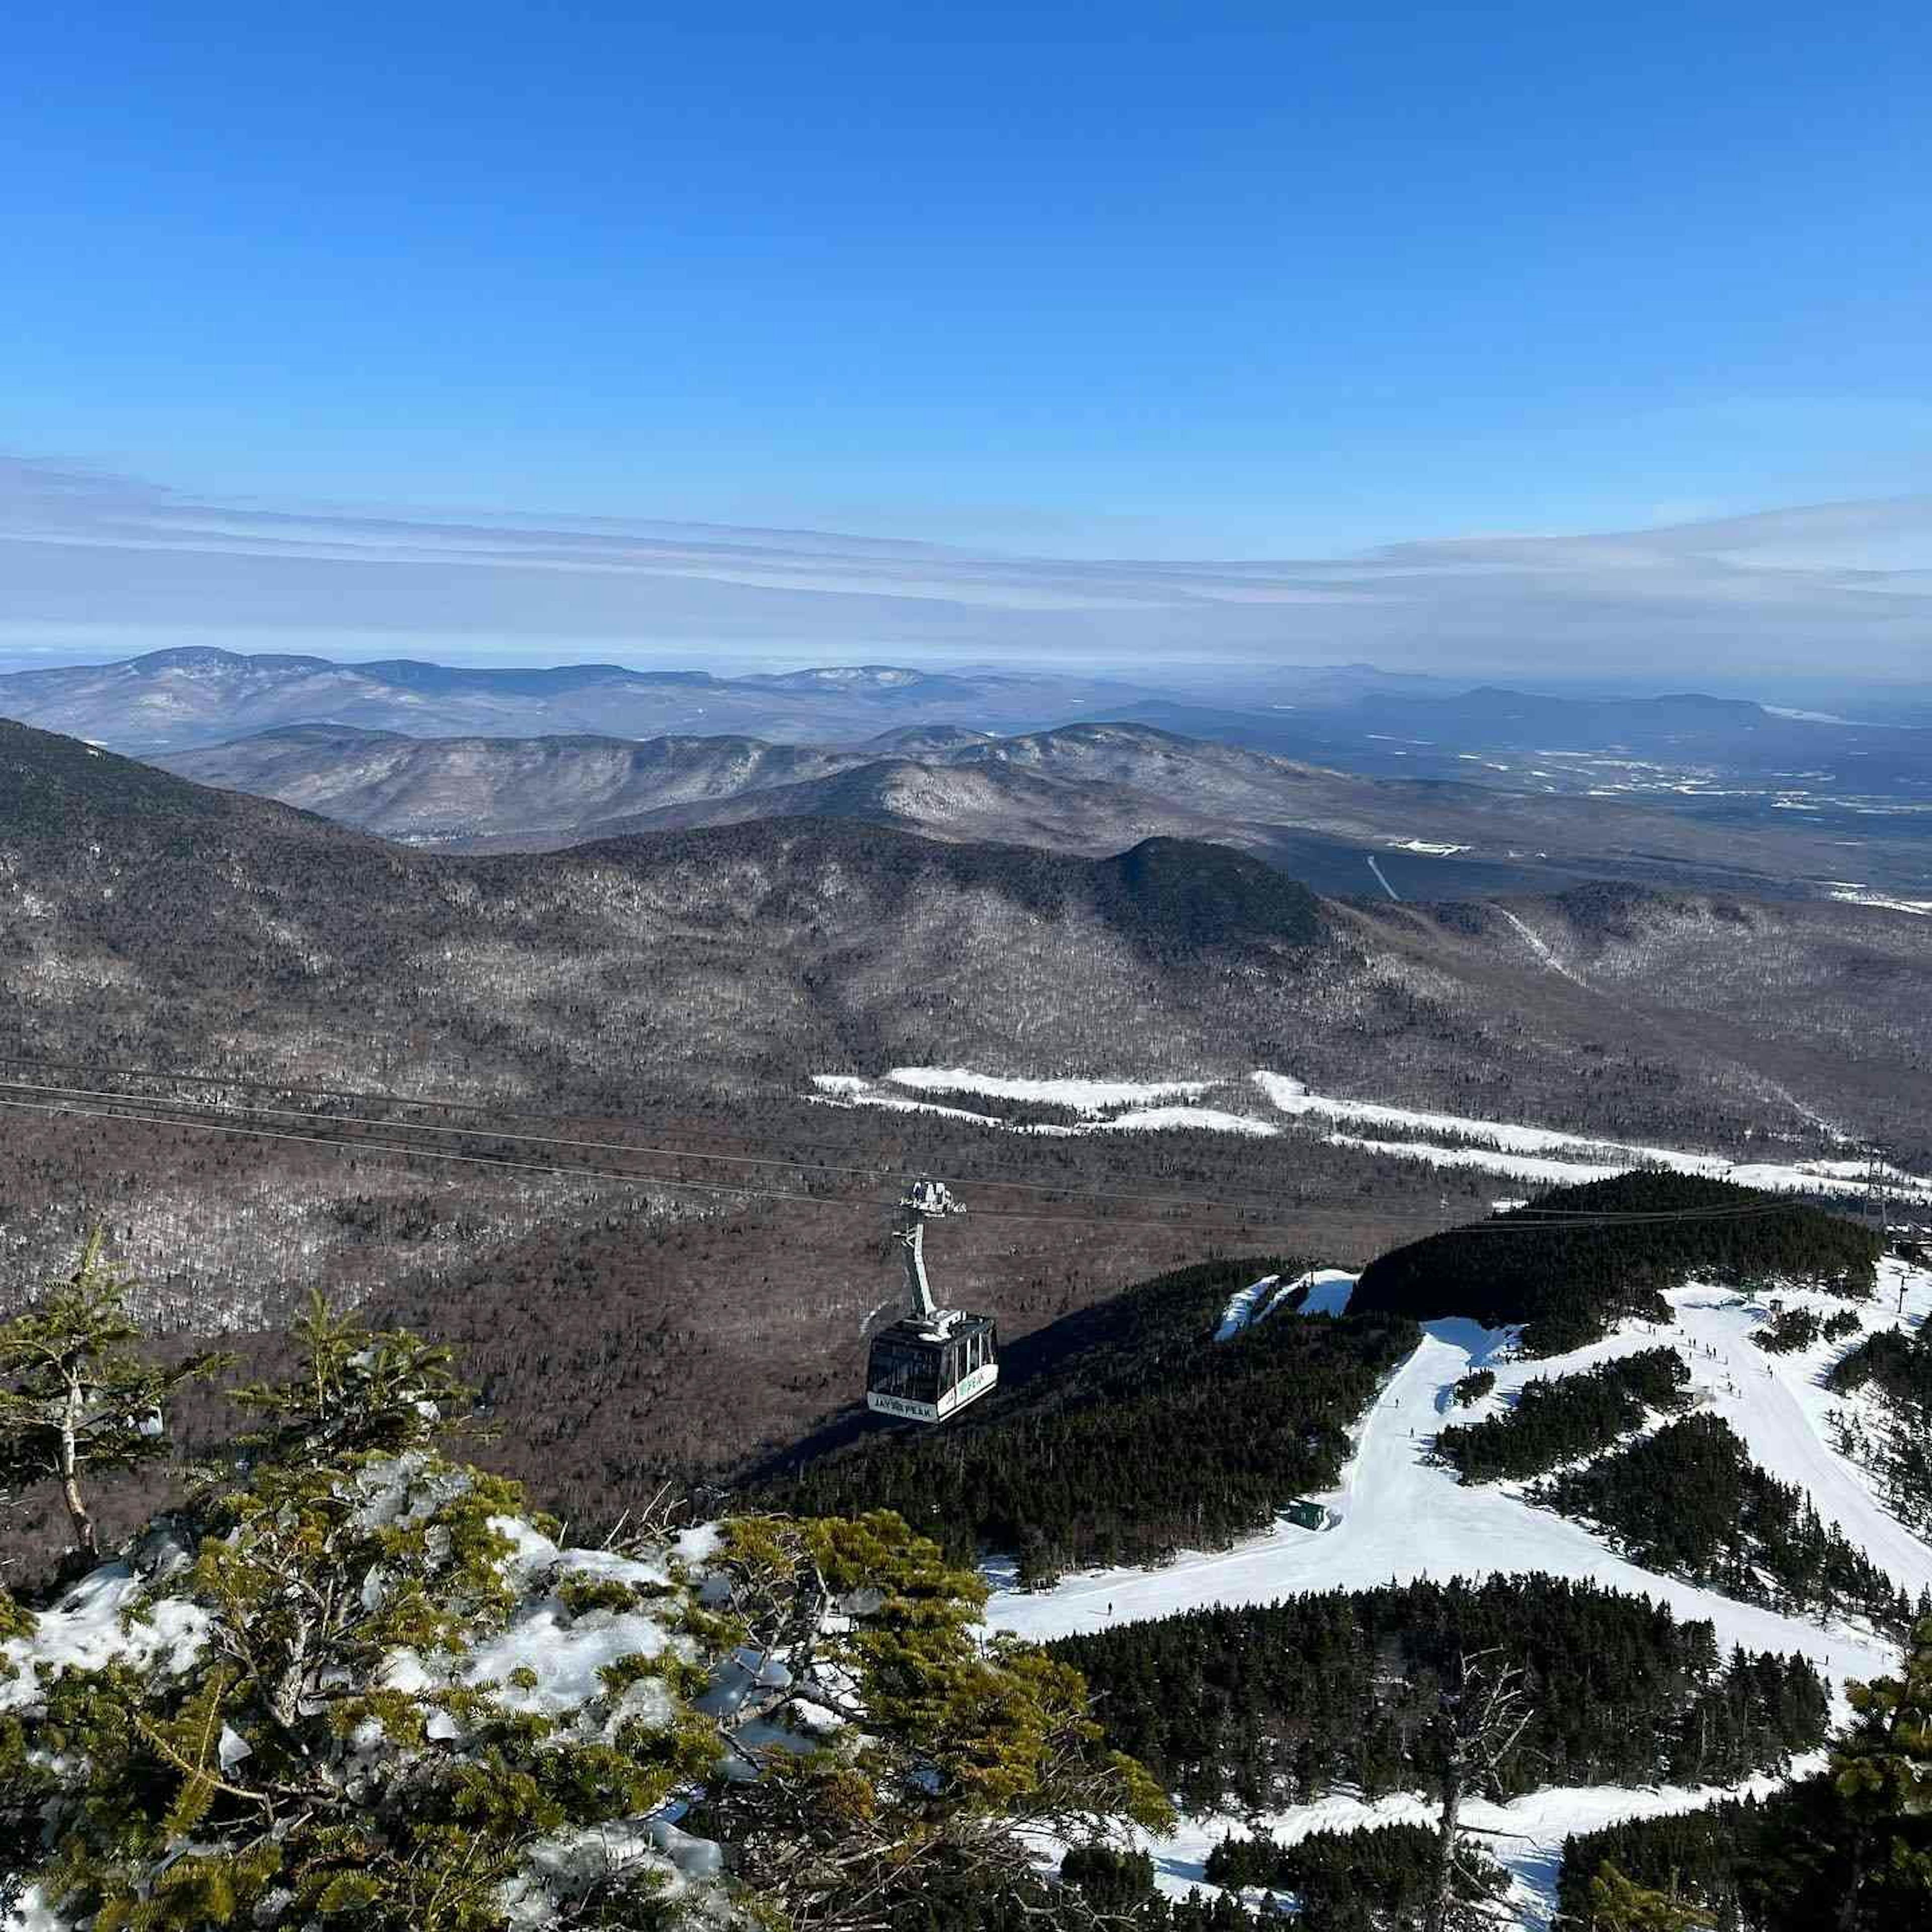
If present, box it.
[0,1060,1876,1227]
[0,1094,1301,1235]
[0,1071,1309,1219]
[0,1052,1284,1192]
[0,1083,1858,1238]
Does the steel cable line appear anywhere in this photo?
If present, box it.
[0,1073,1299,1218]
[0,1059,1870,1221]
[0,1062,1876,1225]
[0,1066,1870,1229]
[0,1051,1429,1215]
[0,1087,1859,1238]
[0,1095,1298,1234]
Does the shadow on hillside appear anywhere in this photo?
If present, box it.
[738,1290,1152,1486]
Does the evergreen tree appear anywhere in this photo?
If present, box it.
[1559,1621,1932,1930]
[0,1231,226,1564]
[225,1287,473,1465]
[1824,1612,1932,1927]
[0,1294,1168,1932]
[1585,1861,1717,1930]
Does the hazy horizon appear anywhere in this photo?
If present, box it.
[4,454,1929,705]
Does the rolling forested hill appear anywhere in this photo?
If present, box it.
[1350,1172,1881,1352]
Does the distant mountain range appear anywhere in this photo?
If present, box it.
[1119,685,1932,804]
[0,648,1147,754]
[7,647,1929,819]
[156,716,1932,905]
[6,709,1931,1480]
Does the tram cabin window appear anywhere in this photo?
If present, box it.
[870,1339,940,1405]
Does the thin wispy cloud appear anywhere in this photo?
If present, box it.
[2,455,1928,682]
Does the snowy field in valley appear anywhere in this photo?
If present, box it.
[1827,887,1932,916]
[988,1256,1932,1922]
[807,1065,1932,1204]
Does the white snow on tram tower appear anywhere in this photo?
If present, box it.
[898,1177,964,1323]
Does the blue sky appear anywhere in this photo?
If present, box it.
[2,3,1928,676]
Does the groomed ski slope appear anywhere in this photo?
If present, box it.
[988,1258,1932,1921]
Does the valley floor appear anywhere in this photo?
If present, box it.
[987,1257,1932,1922]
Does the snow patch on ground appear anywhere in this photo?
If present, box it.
[879,1068,1212,1108]
[1327,1132,1614,1187]
[1217,1266,1359,1341]
[807,1090,1007,1126]
[0,1557,211,1714]
[1295,1268,1357,1317]
[1103,1105,1278,1138]
[1140,1761,1819,1922]
[1495,906,1586,986]
[1827,889,1932,916]
[806,1065,1932,1204]
[1215,1274,1280,1341]
[1250,1071,1932,1204]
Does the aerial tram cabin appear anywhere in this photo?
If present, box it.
[865,1180,1000,1424]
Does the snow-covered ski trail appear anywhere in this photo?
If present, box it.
[987,1296,1922,1690]
[1141,1763,1820,1922]
[1495,906,1587,987]
[987,1265,1931,1928]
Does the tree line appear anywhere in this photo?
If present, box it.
[1828,1314,1932,1536]
[1542,1412,1922,1634]
[1350,1172,1880,1355]
[1437,1346,1691,1484]
[1203,1823,1504,1931]
[1045,1575,1828,1809]
[1557,1612,1932,1932]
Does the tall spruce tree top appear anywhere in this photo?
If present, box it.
[226,1289,473,1466]
[1586,1860,1718,1931]
[0,1231,224,1563]
[1828,1612,1932,1924]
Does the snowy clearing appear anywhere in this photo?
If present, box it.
[1249,1073,1932,1203]
[1827,888,1932,916]
[1325,1132,1612,1187]
[1295,1267,1357,1317]
[1102,1105,1278,1138]
[806,1065,1932,1203]
[1495,906,1586,986]
[1212,1270,1326,1341]
[1214,1273,1280,1341]
[1141,1760,1818,1924]
[872,1068,1212,1108]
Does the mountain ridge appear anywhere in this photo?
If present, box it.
[0,647,1145,753]
[151,711,1932,903]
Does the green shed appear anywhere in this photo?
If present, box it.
[1283,1498,1327,1532]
